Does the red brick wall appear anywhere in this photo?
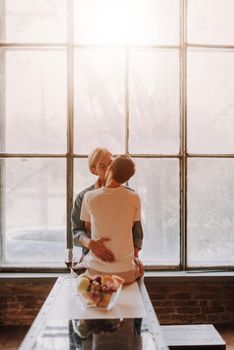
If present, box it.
[1,276,234,326]
[146,277,234,325]
[0,280,54,325]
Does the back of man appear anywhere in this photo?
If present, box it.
[80,185,141,273]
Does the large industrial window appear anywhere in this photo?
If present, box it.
[0,0,234,270]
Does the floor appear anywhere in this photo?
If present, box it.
[0,326,29,350]
[215,323,234,350]
[0,323,233,349]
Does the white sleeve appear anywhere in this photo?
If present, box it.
[133,194,141,222]
[80,193,91,222]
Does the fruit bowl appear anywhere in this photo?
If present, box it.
[78,285,122,310]
[76,274,124,310]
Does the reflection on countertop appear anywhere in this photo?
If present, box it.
[33,318,157,350]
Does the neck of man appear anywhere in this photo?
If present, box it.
[105,178,121,188]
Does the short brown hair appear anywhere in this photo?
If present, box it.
[111,154,135,184]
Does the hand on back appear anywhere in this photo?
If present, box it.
[89,238,115,262]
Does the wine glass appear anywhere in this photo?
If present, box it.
[64,248,77,286]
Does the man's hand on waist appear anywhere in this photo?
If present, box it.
[88,238,115,262]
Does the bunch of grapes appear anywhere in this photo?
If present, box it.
[88,276,117,298]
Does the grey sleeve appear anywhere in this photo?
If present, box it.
[132,220,144,250]
[71,192,91,253]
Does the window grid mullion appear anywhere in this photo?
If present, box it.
[66,0,74,249]
[0,0,6,264]
[125,48,129,154]
[180,0,187,270]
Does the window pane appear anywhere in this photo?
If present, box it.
[127,0,180,45]
[73,158,95,197]
[74,0,180,45]
[187,49,234,154]
[74,49,125,154]
[187,0,234,45]
[1,49,67,154]
[3,158,66,264]
[74,0,127,45]
[1,0,67,43]
[129,49,180,154]
[130,158,180,265]
[187,158,234,267]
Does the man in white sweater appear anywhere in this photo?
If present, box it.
[80,154,143,284]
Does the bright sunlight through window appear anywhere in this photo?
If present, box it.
[1,0,234,270]
[74,0,179,46]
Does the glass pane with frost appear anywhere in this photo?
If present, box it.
[187,48,234,154]
[130,158,180,266]
[129,49,180,154]
[3,158,66,264]
[1,0,67,43]
[188,0,234,45]
[74,49,125,154]
[1,49,67,154]
[188,158,234,266]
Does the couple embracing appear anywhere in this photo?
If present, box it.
[72,148,144,284]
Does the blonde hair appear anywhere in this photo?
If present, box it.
[88,147,112,175]
[111,154,135,183]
